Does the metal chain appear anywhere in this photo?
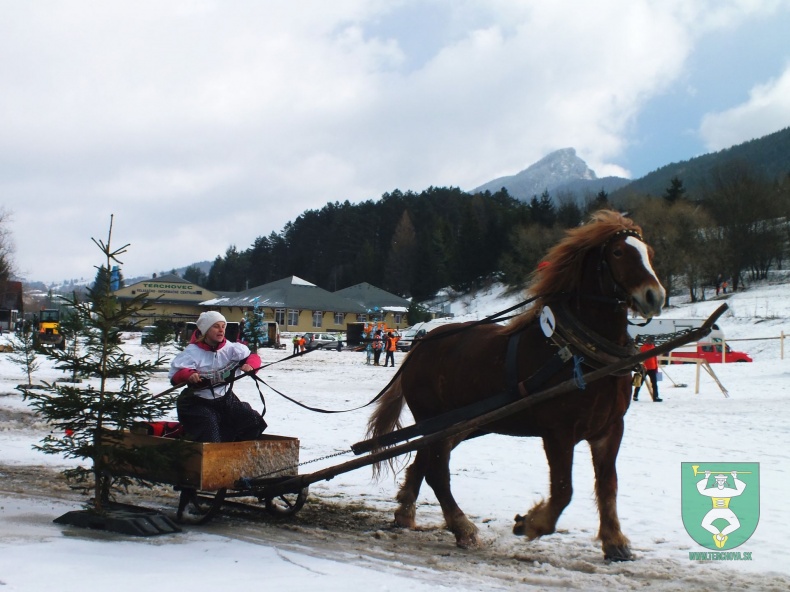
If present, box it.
[250,448,352,480]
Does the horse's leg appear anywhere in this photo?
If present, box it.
[394,449,429,529]
[589,418,633,562]
[514,433,574,539]
[423,438,480,548]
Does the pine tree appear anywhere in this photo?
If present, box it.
[182,264,208,286]
[142,320,175,362]
[57,304,85,383]
[244,299,266,352]
[23,216,178,513]
[10,328,39,388]
[663,176,687,204]
[384,210,417,296]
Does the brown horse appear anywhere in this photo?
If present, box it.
[367,210,665,561]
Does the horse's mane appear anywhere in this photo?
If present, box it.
[510,210,644,331]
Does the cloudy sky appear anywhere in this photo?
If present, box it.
[3,0,790,285]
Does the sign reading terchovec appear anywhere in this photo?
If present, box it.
[140,282,204,296]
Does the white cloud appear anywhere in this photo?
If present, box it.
[699,63,790,151]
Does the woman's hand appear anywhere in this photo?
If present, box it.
[239,363,253,373]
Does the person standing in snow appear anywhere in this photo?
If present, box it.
[238,317,247,344]
[372,329,383,366]
[169,311,266,442]
[365,339,373,364]
[632,336,662,402]
[383,331,399,367]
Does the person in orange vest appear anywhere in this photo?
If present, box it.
[633,336,662,402]
[384,331,400,367]
[298,335,307,355]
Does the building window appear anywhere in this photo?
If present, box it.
[287,309,299,326]
[312,311,323,328]
[275,308,285,325]
[394,312,403,325]
[333,312,344,326]
[357,314,367,323]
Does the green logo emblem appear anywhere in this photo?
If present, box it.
[681,463,760,550]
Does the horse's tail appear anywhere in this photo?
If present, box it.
[366,375,405,479]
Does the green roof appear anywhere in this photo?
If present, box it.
[201,276,367,313]
[333,282,410,311]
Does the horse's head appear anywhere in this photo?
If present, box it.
[598,228,665,319]
[530,210,665,320]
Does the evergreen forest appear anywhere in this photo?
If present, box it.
[192,160,790,306]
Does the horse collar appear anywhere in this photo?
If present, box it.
[546,303,638,375]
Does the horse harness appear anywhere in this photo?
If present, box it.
[505,301,639,399]
[504,229,647,397]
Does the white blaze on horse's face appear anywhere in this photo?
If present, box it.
[625,236,657,278]
[625,235,665,318]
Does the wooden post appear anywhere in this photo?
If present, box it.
[782,331,785,360]
[701,361,729,398]
[695,360,701,394]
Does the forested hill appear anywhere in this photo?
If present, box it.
[200,126,790,304]
[205,187,544,301]
[612,126,790,200]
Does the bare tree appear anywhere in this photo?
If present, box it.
[702,162,784,289]
[631,198,714,304]
[0,208,15,283]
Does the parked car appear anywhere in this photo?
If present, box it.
[397,328,425,352]
[303,332,343,351]
[667,341,753,363]
[396,318,457,352]
[140,326,158,345]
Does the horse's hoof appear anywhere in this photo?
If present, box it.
[604,545,634,562]
[451,517,480,549]
[513,514,527,536]
[393,515,416,529]
[456,533,481,549]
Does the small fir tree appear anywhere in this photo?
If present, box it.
[23,216,178,513]
[244,298,266,352]
[10,328,39,388]
[57,304,85,383]
[142,319,175,361]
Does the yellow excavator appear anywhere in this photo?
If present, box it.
[35,308,65,350]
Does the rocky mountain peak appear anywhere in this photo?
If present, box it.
[472,148,626,201]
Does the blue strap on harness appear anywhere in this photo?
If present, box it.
[573,355,586,390]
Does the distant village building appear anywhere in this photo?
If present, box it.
[0,280,23,331]
[113,273,410,335]
[203,276,375,334]
[333,282,410,328]
[113,273,218,327]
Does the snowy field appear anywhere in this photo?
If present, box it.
[2,281,790,591]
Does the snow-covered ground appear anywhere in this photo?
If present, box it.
[2,281,789,591]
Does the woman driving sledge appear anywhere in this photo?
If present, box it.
[169,311,267,442]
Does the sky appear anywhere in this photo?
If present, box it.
[3,0,790,285]
[2,279,790,590]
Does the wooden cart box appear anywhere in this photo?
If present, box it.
[106,432,300,491]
